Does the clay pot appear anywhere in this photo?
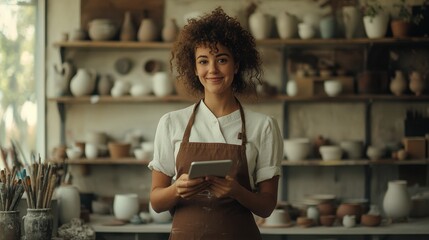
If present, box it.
[391,20,411,38]
[70,68,97,97]
[138,16,158,42]
[276,11,297,39]
[56,184,81,225]
[23,208,53,240]
[296,216,314,228]
[0,211,20,240]
[363,12,389,38]
[318,202,336,216]
[108,142,131,158]
[336,203,362,222]
[319,215,336,227]
[361,214,382,227]
[113,194,139,221]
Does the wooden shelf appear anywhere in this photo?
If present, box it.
[53,37,429,49]
[281,159,428,166]
[49,158,150,165]
[47,94,429,104]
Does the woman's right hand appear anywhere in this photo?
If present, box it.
[175,174,210,199]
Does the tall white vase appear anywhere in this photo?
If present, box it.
[56,185,80,225]
[276,11,297,39]
[383,180,411,221]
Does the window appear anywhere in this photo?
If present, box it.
[0,0,42,170]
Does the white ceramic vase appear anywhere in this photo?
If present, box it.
[56,185,80,224]
[113,194,139,221]
[248,11,272,40]
[383,180,411,220]
[276,11,297,39]
[152,72,173,97]
[70,68,97,97]
[363,12,389,38]
[286,80,298,96]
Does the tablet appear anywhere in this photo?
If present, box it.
[188,160,233,179]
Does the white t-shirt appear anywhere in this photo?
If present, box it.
[148,100,283,190]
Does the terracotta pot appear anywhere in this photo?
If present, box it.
[336,203,362,222]
[361,214,382,227]
[108,142,131,158]
[391,20,411,38]
[319,215,336,227]
[318,202,336,216]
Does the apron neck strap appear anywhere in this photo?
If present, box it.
[182,99,247,145]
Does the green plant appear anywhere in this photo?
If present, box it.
[361,0,383,19]
[393,0,425,25]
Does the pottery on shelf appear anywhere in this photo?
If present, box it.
[56,184,81,225]
[137,13,158,42]
[162,18,179,42]
[390,70,407,96]
[70,68,97,97]
[88,19,118,41]
[120,11,136,41]
[248,10,272,40]
[383,180,411,221]
[113,194,139,221]
[152,72,173,97]
[319,15,335,39]
[363,12,389,39]
[342,6,360,39]
[97,74,114,96]
[409,71,425,96]
[276,11,297,39]
[53,61,75,97]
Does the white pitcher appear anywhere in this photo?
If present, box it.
[70,68,97,97]
[383,180,411,221]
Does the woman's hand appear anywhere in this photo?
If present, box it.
[205,175,240,198]
[175,174,210,199]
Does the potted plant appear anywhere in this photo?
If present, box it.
[391,0,425,38]
[361,0,389,38]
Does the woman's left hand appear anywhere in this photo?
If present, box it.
[205,175,240,198]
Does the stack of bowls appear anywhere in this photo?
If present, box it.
[319,145,343,161]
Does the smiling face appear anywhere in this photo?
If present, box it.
[194,44,238,97]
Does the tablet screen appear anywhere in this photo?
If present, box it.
[188,159,233,179]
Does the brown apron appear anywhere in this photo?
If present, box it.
[170,100,261,240]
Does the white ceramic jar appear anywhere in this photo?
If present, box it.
[113,194,139,221]
[152,72,173,97]
[383,180,411,221]
[56,185,81,225]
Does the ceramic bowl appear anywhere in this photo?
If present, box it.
[366,146,385,160]
[66,147,82,160]
[340,140,364,159]
[264,209,291,226]
[284,138,311,161]
[324,80,342,97]
[88,19,118,41]
[298,23,315,39]
[134,148,150,160]
[361,214,382,227]
[319,145,342,161]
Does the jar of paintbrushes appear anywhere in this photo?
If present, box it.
[0,166,25,240]
[18,162,58,240]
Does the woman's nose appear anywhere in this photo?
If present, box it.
[208,62,219,73]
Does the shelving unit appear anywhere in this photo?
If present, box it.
[52,37,429,208]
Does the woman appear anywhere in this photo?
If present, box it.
[148,7,283,240]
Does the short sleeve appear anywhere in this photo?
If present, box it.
[147,113,176,177]
[255,117,283,184]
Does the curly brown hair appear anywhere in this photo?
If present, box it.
[171,7,262,96]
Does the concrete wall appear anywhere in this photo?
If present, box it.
[45,0,429,209]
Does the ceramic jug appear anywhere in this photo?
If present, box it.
[249,10,272,40]
[70,68,97,97]
[390,70,407,96]
[276,11,297,39]
[53,61,74,97]
[162,18,179,42]
[383,180,411,221]
[409,71,425,96]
